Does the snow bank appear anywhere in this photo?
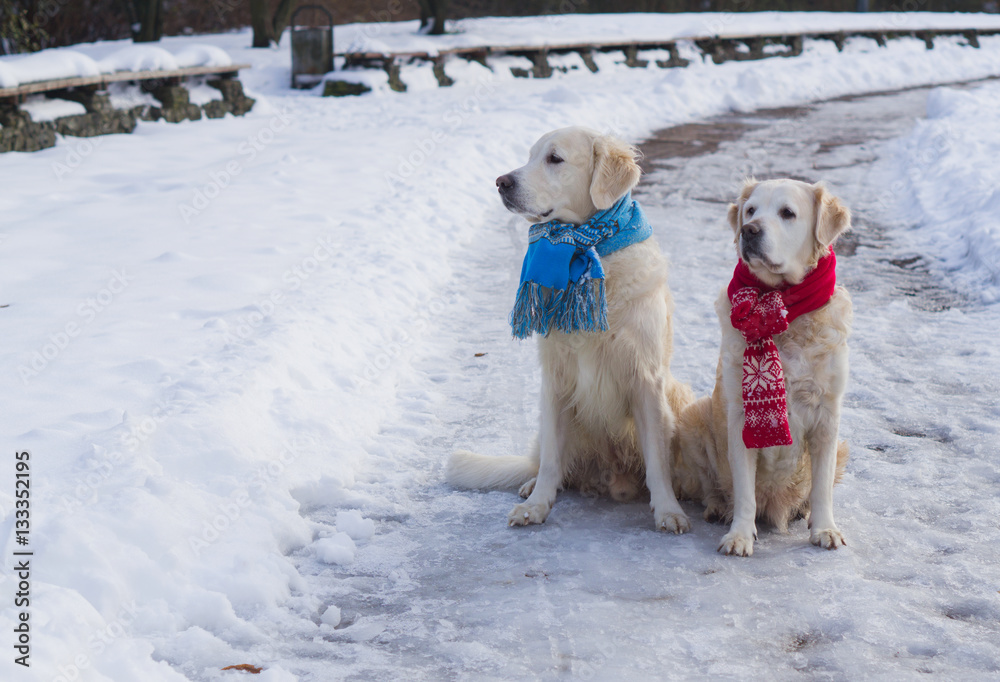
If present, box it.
[890,81,1000,303]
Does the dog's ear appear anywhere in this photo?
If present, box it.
[590,135,641,210]
[813,184,851,247]
[728,178,758,237]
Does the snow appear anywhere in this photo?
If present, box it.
[0,12,999,681]
[0,50,101,86]
[322,66,389,93]
[335,510,375,541]
[888,81,1000,303]
[319,605,340,627]
[97,45,180,73]
[0,43,233,89]
[19,95,87,122]
[311,534,356,565]
[0,62,17,88]
[173,45,233,69]
[337,12,1000,55]
[185,78,224,105]
[106,81,160,109]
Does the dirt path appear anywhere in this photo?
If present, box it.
[283,82,1000,681]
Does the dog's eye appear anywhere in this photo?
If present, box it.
[780,207,796,220]
[746,206,755,217]
[547,153,563,165]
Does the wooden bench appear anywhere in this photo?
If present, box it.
[0,63,250,99]
[0,63,254,153]
[330,27,1000,92]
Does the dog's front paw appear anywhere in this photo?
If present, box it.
[508,501,550,526]
[810,527,846,550]
[654,509,690,534]
[518,477,536,499]
[718,527,756,557]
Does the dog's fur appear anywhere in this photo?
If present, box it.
[447,127,694,532]
[673,178,852,556]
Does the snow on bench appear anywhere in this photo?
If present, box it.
[0,44,254,153]
[329,26,1000,94]
[0,43,233,91]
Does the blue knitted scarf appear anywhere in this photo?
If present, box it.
[510,192,651,339]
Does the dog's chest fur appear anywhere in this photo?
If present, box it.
[777,288,852,418]
[721,287,852,478]
[538,239,671,440]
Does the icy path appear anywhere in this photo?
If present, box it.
[280,84,1000,680]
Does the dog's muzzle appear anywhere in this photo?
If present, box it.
[496,173,523,212]
[496,173,515,195]
[740,221,764,259]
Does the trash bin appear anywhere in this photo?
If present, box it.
[290,5,334,89]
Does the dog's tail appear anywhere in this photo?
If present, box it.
[446,450,539,490]
[672,395,717,503]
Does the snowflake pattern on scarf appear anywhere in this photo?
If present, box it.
[727,248,839,449]
[743,353,783,396]
[730,288,793,449]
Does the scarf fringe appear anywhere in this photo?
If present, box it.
[510,278,608,340]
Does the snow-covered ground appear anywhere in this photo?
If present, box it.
[1,12,999,681]
[889,81,1000,303]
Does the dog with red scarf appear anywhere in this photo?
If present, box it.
[674,178,852,557]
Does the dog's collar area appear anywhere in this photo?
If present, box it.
[727,247,838,449]
[510,193,651,339]
[730,247,836,315]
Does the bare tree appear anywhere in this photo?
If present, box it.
[418,0,450,35]
[130,0,163,42]
[250,0,296,47]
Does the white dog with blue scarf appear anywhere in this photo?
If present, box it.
[447,127,694,532]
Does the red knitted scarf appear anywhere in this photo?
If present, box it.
[727,248,838,449]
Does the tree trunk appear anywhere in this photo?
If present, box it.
[131,0,163,43]
[418,0,431,29]
[250,0,272,47]
[427,0,449,35]
[271,0,296,46]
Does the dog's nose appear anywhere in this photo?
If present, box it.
[496,174,515,192]
[741,221,762,238]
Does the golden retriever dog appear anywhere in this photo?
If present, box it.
[447,127,694,532]
[674,179,852,556]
